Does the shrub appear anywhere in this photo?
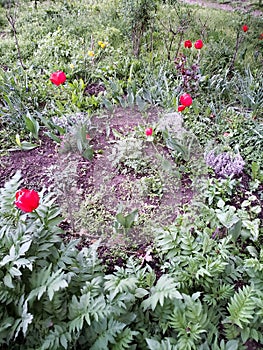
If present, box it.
[1,173,263,349]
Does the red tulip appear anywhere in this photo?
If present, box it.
[178,105,186,112]
[179,93,192,107]
[194,39,203,49]
[15,189,40,212]
[50,70,66,86]
[145,128,153,136]
[242,25,248,32]
[184,40,192,48]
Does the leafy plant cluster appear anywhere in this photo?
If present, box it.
[0,173,262,349]
[0,0,262,169]
[0,0,263,348]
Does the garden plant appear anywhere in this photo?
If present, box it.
[0,0,262,349]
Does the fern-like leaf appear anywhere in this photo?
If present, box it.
[142,275,182,311]
[90,318,126,350]
[111,327,138,350]
[146,337,177,350]
[226,285,255,328]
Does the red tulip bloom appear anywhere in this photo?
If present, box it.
[242,25,248,32]
[184,40,192,48]
[15,189,40,212]
[50,70,66,86]
[178,105,186,112]
[179,93,193,107]
[145,127,153,136]
[194,39,203,49]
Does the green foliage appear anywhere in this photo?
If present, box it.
[114,206,139,234]
[0,68,29,130]
[230,117,263,171]
[202,177,238,206]
[162,129,202,163]
[142,275,182,311]
[226,285,255,329]
[1,170,263,348]
[117,0,157,57]
[109,134,148,174]
[0,0,263,348]
[59,122,94,160]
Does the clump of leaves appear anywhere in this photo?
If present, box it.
[1,172,263,349]
[108,135,149,174]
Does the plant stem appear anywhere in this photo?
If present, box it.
[6,3,26,70]
[229,31,242,73]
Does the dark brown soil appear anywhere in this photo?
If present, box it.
[0,106,195,255]
[0,135,59,190]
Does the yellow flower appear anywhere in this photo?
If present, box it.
[69,63,74,69]
[88,50,95,57]
[98,41,106,49]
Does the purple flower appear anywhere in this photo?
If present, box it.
[205,151,245,177]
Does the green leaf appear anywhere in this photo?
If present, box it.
[250,328,259,342]
[241,327,250,343]
[216,207,239,229]
[44,131,62,143]
[146,338,161,349]
[229,219,242,240]
[19,141,39,150]
[47,269,68,300]
[242,219,260,241]
[23,112,39,139]
[116,209,138,229]
[226,285,255,328]
[9,266,22,277]
[102,98,114,113]
[246,246,258,258]
[19,240,32,255]
[4,273,14,288]
[225,340,239,350]
[135,288,149,298]
[166,137,189,161]
[60,334,68,349]
[82,147,94,160]
[142,275,182,311]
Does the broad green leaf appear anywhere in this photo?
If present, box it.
[4,273,14,288]
[217,207,239,229]
[82,147,94,160]
[19,240,32,255]
[225,340,239,350]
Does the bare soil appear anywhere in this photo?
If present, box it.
[0,106,195,253]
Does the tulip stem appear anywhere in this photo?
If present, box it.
[34,210,45,226]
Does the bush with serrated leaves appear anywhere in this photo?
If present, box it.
[1,173,263,349]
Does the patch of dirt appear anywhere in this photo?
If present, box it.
[84,82,106,96]
[71,107,199,248]
[0,107,198,250]
[0,105,210,287]
[0,135,59,190]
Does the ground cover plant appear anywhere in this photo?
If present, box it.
[0,0,262,348]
